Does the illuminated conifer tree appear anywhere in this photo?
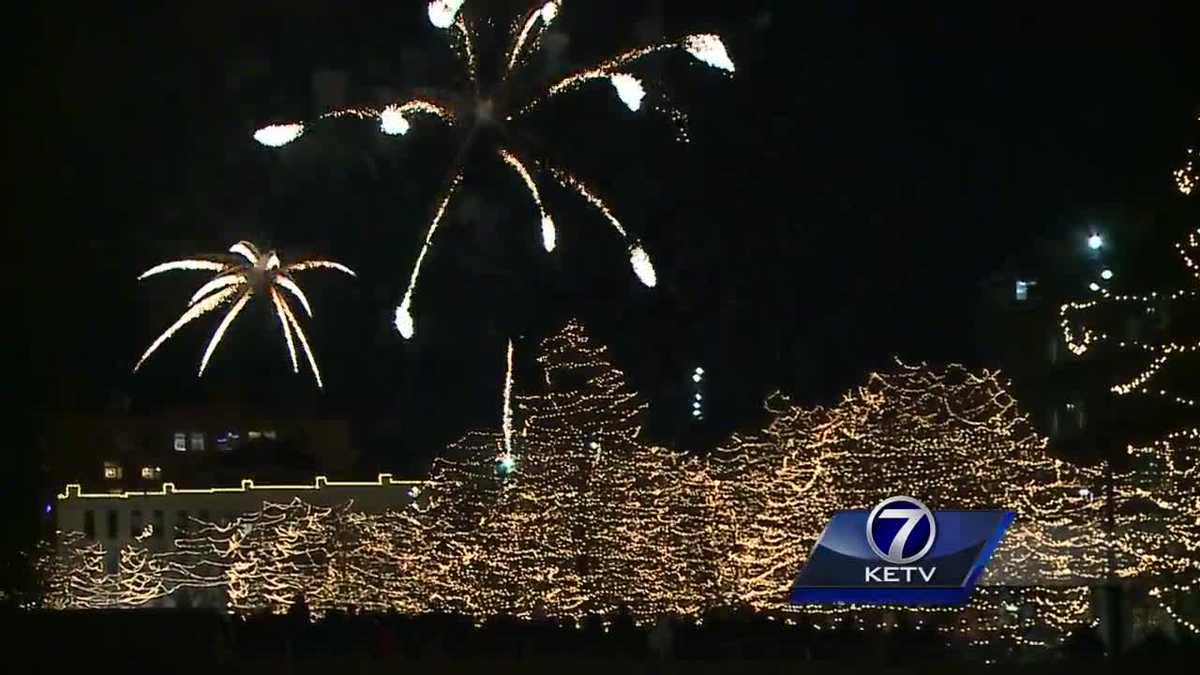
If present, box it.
[711,364,1105,646]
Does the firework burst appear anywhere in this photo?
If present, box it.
[254,1,735,339]
[134,241,355,388]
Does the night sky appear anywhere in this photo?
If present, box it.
[9,1,1199,480]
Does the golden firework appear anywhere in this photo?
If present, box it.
[134,241,355,387]
[254,1,734,339]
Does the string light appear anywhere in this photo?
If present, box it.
[251,2,732,339]
[1061,228,1200,405]
[133,241,354,387]
[51,322,1200,646]
[1175,112,1197,196]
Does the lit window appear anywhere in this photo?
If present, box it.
[189,432,205,451]
[216,432,240,451]
[140,466,162,481]
[174,433,187,452]
[248,431,262,440]
[263,430,277,440]
[1015,280,1036,301]
[103,461,123,480]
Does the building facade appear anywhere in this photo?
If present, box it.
[53,473,423,607]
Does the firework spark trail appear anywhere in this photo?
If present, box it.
[505,1,560,74]
[199,291,253,376]
[189,274,246,306]
[549,167,657,287]
[230,242,260,265]
[287,260,359,276]
[532,44,669,109]
[270,288,300,373]
[549,167,628,238]
[395,173,464,339]
[278,295,324,388]
[134,286,240,372]
[138,260,227,280]
[502,339,515,456]
[450,15,480,89]
[380,100,458,136]
[275,275,314,317]
[520,34,734,116]
[498,148,556,252]
[259,101,457,147]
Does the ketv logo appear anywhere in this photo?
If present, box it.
[790,497,1014,606]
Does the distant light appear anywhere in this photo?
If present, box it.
[1078,488,1092,498]
[1101,269,1114,280]
[1087,234,1104,251]
[692,373,703,383]
[254,124,304,147]
[693,401,702,410]
[44,503,52,514]
[694,392,703,400]
[589,441,600,450]
[692,409,702,417]
[694,367,705,376]
[1089,282,1101,292]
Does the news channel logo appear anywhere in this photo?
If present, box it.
[790,496,1014,606]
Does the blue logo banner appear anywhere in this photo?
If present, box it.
[790,497,1014,606]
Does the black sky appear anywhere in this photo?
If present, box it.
[9,0,1199,477]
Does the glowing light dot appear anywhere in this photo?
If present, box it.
[630,245,657,288]
[609,74,645,112]
[692,373,702,383]
[380,106,411,136]
[497,453,516,473]
[1089,282,1101,292]
[1101,269,1114,280]
[395,297,416,339]
[684,34,736,73]
[253,124,304,147]
[541,216,557,253]
[539,1,559,23]
[428,0,464,29]
[1087,234,1104,250]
